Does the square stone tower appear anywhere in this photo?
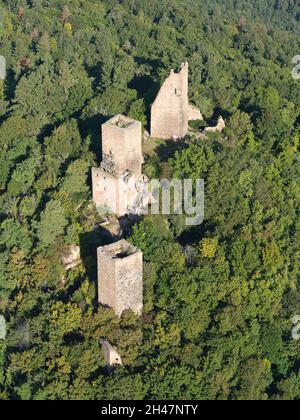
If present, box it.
[97,240,143,317]
[92,115,146,216]
[101,115,143,177]
[151,62,189,139]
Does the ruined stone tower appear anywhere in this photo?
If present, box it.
[92,115,146,215]
[151,62,203,140]
[151,62,189,139]
[97,240,143,317]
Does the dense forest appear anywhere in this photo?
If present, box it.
[0,0,299,400]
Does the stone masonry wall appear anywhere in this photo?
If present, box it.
[97,243,117,311]
[92,167,120,214]
[100,339,123,366]
[97,240,143,317]
[92,115,145,216]
[205,116,226,133]
[115,251,143,316]
[151,62,189,139]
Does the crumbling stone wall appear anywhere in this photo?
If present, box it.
[92,167,150,216]
[97,240,143,317]
[100,339,123,366]
[151,62,189,139]
[188,104,204,121]
[205,116,226,133]
[92,168,120,214]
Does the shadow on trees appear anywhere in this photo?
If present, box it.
[155,139,188,162]
[79,223,123,282]
[79,114,108,163]
[177,219,216,247]
[131,57,163,131]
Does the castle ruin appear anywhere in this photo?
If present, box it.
[92,63,219,216]
[97,240,143,317]
[89,61,226,363]
[151,62,203,140]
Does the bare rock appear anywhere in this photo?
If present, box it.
[99,219,123,241]
[60,245,81,272]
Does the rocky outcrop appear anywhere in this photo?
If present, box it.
[60,245,81,272]
[100,220,123,240]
